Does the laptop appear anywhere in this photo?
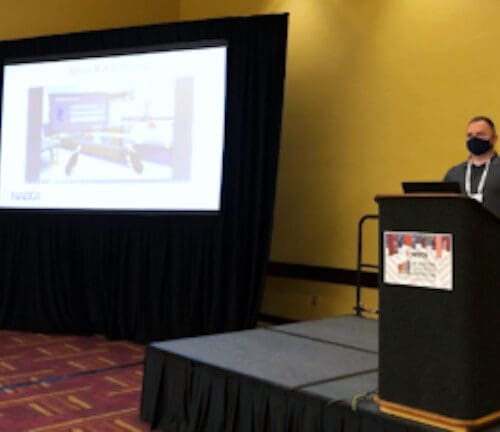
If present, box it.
[402,181,462,194]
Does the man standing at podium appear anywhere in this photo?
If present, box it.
[444,115,500,216]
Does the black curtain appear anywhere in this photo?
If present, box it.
[0,14,288,343]
[141,347,435,432]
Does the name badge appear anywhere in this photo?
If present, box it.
[470,193,483,203]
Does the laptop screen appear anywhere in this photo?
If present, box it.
[402,181,462,194]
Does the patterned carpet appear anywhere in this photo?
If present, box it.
[0,330,151,431]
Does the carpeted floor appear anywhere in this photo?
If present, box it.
[0,330,151,431]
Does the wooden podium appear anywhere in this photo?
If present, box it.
[375,194,500,432]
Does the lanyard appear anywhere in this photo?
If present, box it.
[465,159,490,197]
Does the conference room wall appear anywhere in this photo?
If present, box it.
[3,1,500,321]
[181,0,500,319]
[0,0,180,41]
[260,277,379,321]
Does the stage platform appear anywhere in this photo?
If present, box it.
[140,316,500,432]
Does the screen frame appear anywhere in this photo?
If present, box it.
[0,38,229,215]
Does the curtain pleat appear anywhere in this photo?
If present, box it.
[142,346,438,432]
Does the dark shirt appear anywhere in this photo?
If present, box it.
[444,154,500,217]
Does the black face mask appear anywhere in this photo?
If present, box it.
[467,137,492,155]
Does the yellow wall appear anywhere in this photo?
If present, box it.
[0,0,180,40]
[261,278,379,321]
[181,0,500,267]
[181,0,500,320]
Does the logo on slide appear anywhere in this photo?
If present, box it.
[11,191,41,201]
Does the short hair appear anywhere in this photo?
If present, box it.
[469,115,496,135]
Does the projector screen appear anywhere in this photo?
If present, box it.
[0,42,227,211]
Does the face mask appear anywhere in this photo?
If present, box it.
[467,137,492,155]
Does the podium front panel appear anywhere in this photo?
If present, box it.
[376,195,500,420]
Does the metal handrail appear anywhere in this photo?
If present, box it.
[354,214,379,316]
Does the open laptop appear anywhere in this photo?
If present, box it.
[402,181,462,194]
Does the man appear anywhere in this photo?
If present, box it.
[444,116,500,217]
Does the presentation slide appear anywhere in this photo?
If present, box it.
[0,44,226,211]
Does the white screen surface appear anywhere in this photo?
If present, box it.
[0,44,226,211]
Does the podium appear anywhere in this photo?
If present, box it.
[375,194,500,432]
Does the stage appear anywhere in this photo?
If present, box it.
[140,316,500,431]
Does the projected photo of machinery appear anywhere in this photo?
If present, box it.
[26,77,194,183]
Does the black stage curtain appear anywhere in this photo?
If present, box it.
[141,346,438,432]
[0,14,288,342]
